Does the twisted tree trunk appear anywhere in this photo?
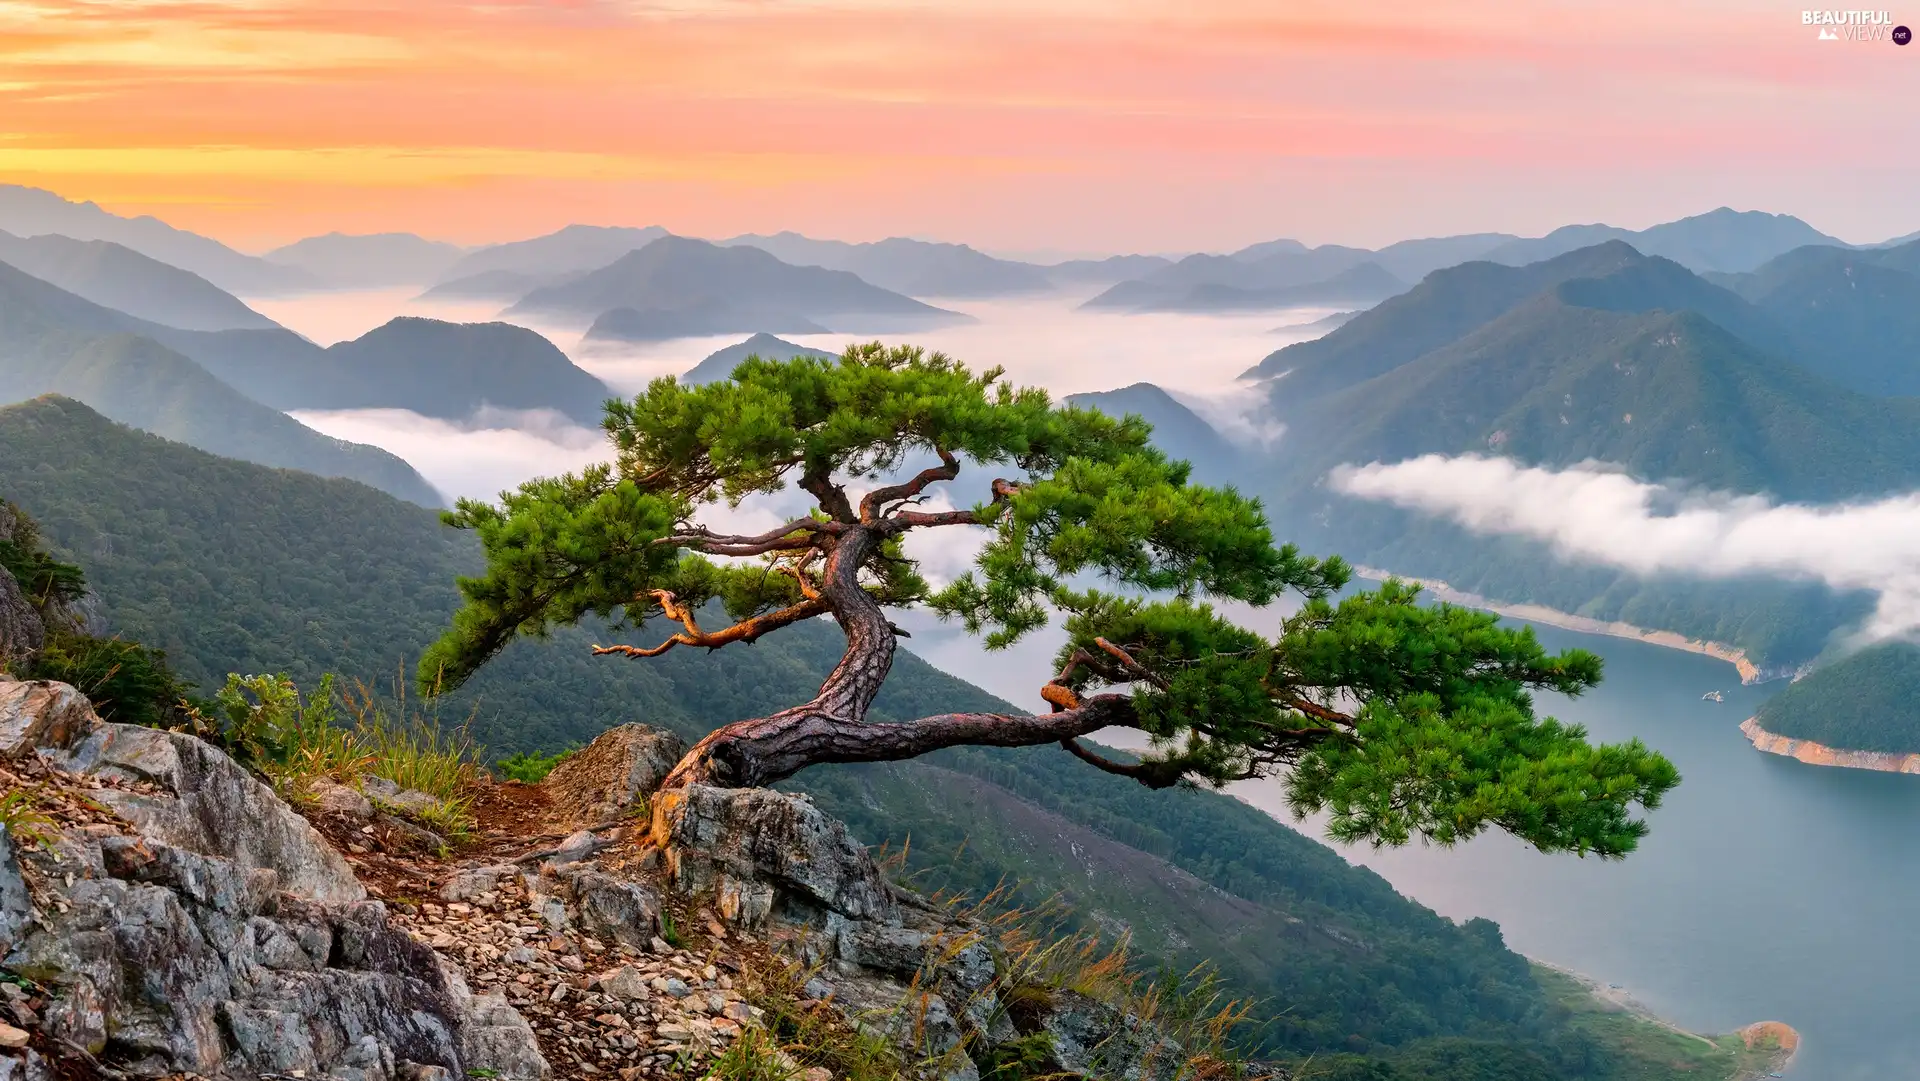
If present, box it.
[657,524,1139,789]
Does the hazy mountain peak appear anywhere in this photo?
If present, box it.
[681,332,837,385]
[0,184,318,295]
[265,232,467,287]
[0,230,280,332]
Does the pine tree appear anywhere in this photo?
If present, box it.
[425,344,1678,857]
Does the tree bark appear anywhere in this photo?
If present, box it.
[659,691,1139,789]
[657,522,1142,789]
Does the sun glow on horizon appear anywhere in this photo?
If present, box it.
[2,0,1914,251]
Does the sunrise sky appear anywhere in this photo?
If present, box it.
[2,0,1915,255]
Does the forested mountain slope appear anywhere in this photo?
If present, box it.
[0,264,440,505]
[1244,242,1920,669]
[0,232,280,331]
[0,393,1637,1072]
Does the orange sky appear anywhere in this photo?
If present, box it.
[2,0,1915,254]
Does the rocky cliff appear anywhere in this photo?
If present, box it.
[1,686,1269,1081]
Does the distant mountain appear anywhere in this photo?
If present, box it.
[1753,641,1920,754]
[429,225,671,297]
[1714,240,1920,396]
[1084,245,1377,311]
[585,305,829,344]
[417,269,559,302]
[152,317,613,424]
[1135,262,1406,313]
[1482,208,1843,274]
[1244,241,1652,392]
[265,232,467,287]
[514,235,965,338]
[0,231,279,332]
[1287,295,1920,502]
[720,232,1051,297]
[1043,254,1175,286]
[1241,240,1920,669]
[1273,310,1360,334]
[1366,234,1520,281]
[679,333,836,386]
[0,262,439,505]
[1083,234,1515,313]
[310,318,614,423]
[0,184,318,294]
[1231,233,1517,282]
[1064,383,1241,481]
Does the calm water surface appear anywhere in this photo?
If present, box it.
[910,615,1920,1081]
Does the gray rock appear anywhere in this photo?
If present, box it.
[557,868,660,950]
[440,865,514,904]
[0,826,30,959]
[8,827,543,1079]
[0,679,99,759]
[1036,990,1184,1081]
[542,723,686,827]
[602,966,649,1000]
[454,985,551,1080]
[309,779,375,819]
[42,721,365,903]
[0,1048,51,1081]
[0,568,43,676]
[652,784,892,927]
[385,788,444,818]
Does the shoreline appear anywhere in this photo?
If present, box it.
[1534,960,1800,1079]
[1740,715,1920,775]
[1353,566,1779,684]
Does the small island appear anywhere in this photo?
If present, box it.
[1533,965,1799,1080]
[1742,641,1920,772]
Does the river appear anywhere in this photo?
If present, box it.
[910,609,1913,1081]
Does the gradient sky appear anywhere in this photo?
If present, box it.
[2,0,1915,255]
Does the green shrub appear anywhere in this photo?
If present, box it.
[494,747,576,784]
[29,633,189,728]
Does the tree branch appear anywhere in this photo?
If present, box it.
[1279,695,1356,728]
[593,590,831,659]
[653,517,832,557]
[1058,738,1187,789]
[862,448,960,523]
[801,461,857,523]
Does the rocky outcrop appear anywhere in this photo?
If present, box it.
[0,681,96,760]
[652,783,894,928]
[5,700,1252,1081]
[44,718,368,903]
[544,723,686,828]
[0,568,41,676]
[0,677,549,1080]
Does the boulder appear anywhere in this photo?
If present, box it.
[1034,990,1185,1081]
[651,784,892,928]
[4,827,552,1079]
[0,679,98,759]
[542,723,686,827]
[42,720,365,904]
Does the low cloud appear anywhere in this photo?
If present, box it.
[292,408,608,503]
[1330,454,1920,643]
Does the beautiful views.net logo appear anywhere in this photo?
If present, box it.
[1802,10,1912,42]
